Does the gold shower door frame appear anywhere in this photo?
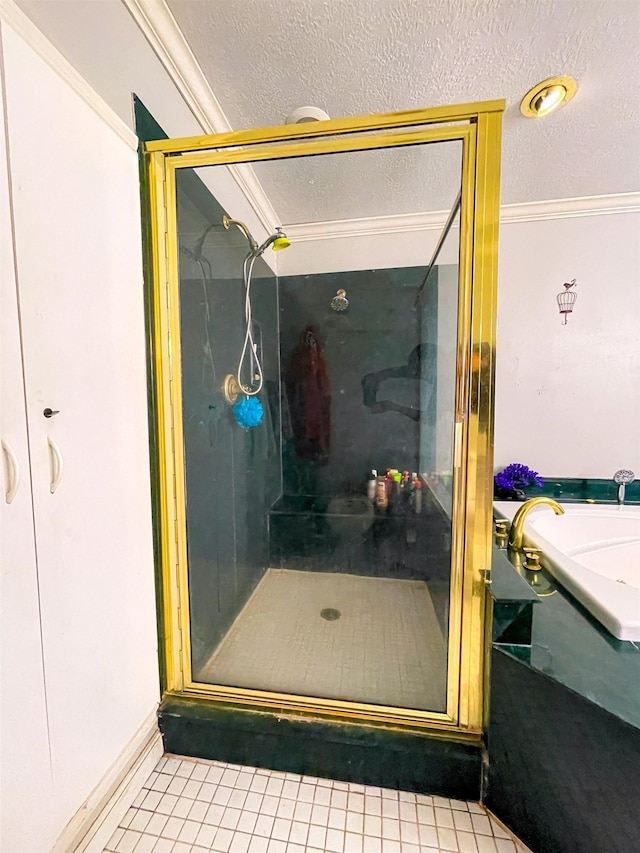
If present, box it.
[146,100,504,737]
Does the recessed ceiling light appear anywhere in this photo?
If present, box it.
[520,76,578,118]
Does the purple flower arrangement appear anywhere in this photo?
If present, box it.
[494,463,544,499]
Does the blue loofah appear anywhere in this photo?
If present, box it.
[233,395,263,428]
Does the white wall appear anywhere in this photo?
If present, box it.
[0,9,159,850]
[495,210,640,479]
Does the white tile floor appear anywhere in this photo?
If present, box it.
[199,570,447,711]
[103,754,531,853]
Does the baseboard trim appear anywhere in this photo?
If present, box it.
[52,709,162,853]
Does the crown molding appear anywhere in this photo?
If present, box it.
[500,192,640,224]
[284,209,452,242]
[284,192,640,242]
[120,0,279,234]
[0,0,137,150]
[120,0,230,133]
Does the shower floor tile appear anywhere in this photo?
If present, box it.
[197,569,447,711]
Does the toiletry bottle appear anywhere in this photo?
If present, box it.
[367,469,378,503]
[376,476,388,510]
[406,473,416,511]
[385,469,395,501]
[414,478,423,514]
[401,471,410,506]
[388,470,398,513]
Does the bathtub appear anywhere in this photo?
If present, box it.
[494,502,640,642]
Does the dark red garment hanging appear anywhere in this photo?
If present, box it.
[286,326,331,463]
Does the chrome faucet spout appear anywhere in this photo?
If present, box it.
[508,497,565,551]
[613,470,635,506]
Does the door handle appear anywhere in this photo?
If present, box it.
[1,440,20,503]
[47,437,63,494]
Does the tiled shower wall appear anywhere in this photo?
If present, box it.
[278,267,436,497]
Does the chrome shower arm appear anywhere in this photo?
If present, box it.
[222,214,259,253]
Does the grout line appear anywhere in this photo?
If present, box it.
[104,755,532,853]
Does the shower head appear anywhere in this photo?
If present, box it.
[330,289,349,312]
[256,227,291,255]
[271,228,291,251]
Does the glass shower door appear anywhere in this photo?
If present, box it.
[149,101,503,732]
[174,140,463,716]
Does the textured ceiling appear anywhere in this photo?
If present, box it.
[166,0,640,223]
[222,140,463,225]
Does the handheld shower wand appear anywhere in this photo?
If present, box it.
[218,215,291,408]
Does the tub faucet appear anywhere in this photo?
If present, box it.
[613,470,635,505]
[508,497,565,551]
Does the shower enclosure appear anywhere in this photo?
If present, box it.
[147,101,503,735]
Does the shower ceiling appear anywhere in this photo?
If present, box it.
[243,141,464,226]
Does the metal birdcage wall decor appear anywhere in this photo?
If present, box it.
[557,278,577,324]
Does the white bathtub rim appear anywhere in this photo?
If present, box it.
[493,502,640,642]
[523,528,640,642]
[494,502,640,520]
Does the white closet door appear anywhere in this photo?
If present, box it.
[0,26,56,851]
[2,23,159,828]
